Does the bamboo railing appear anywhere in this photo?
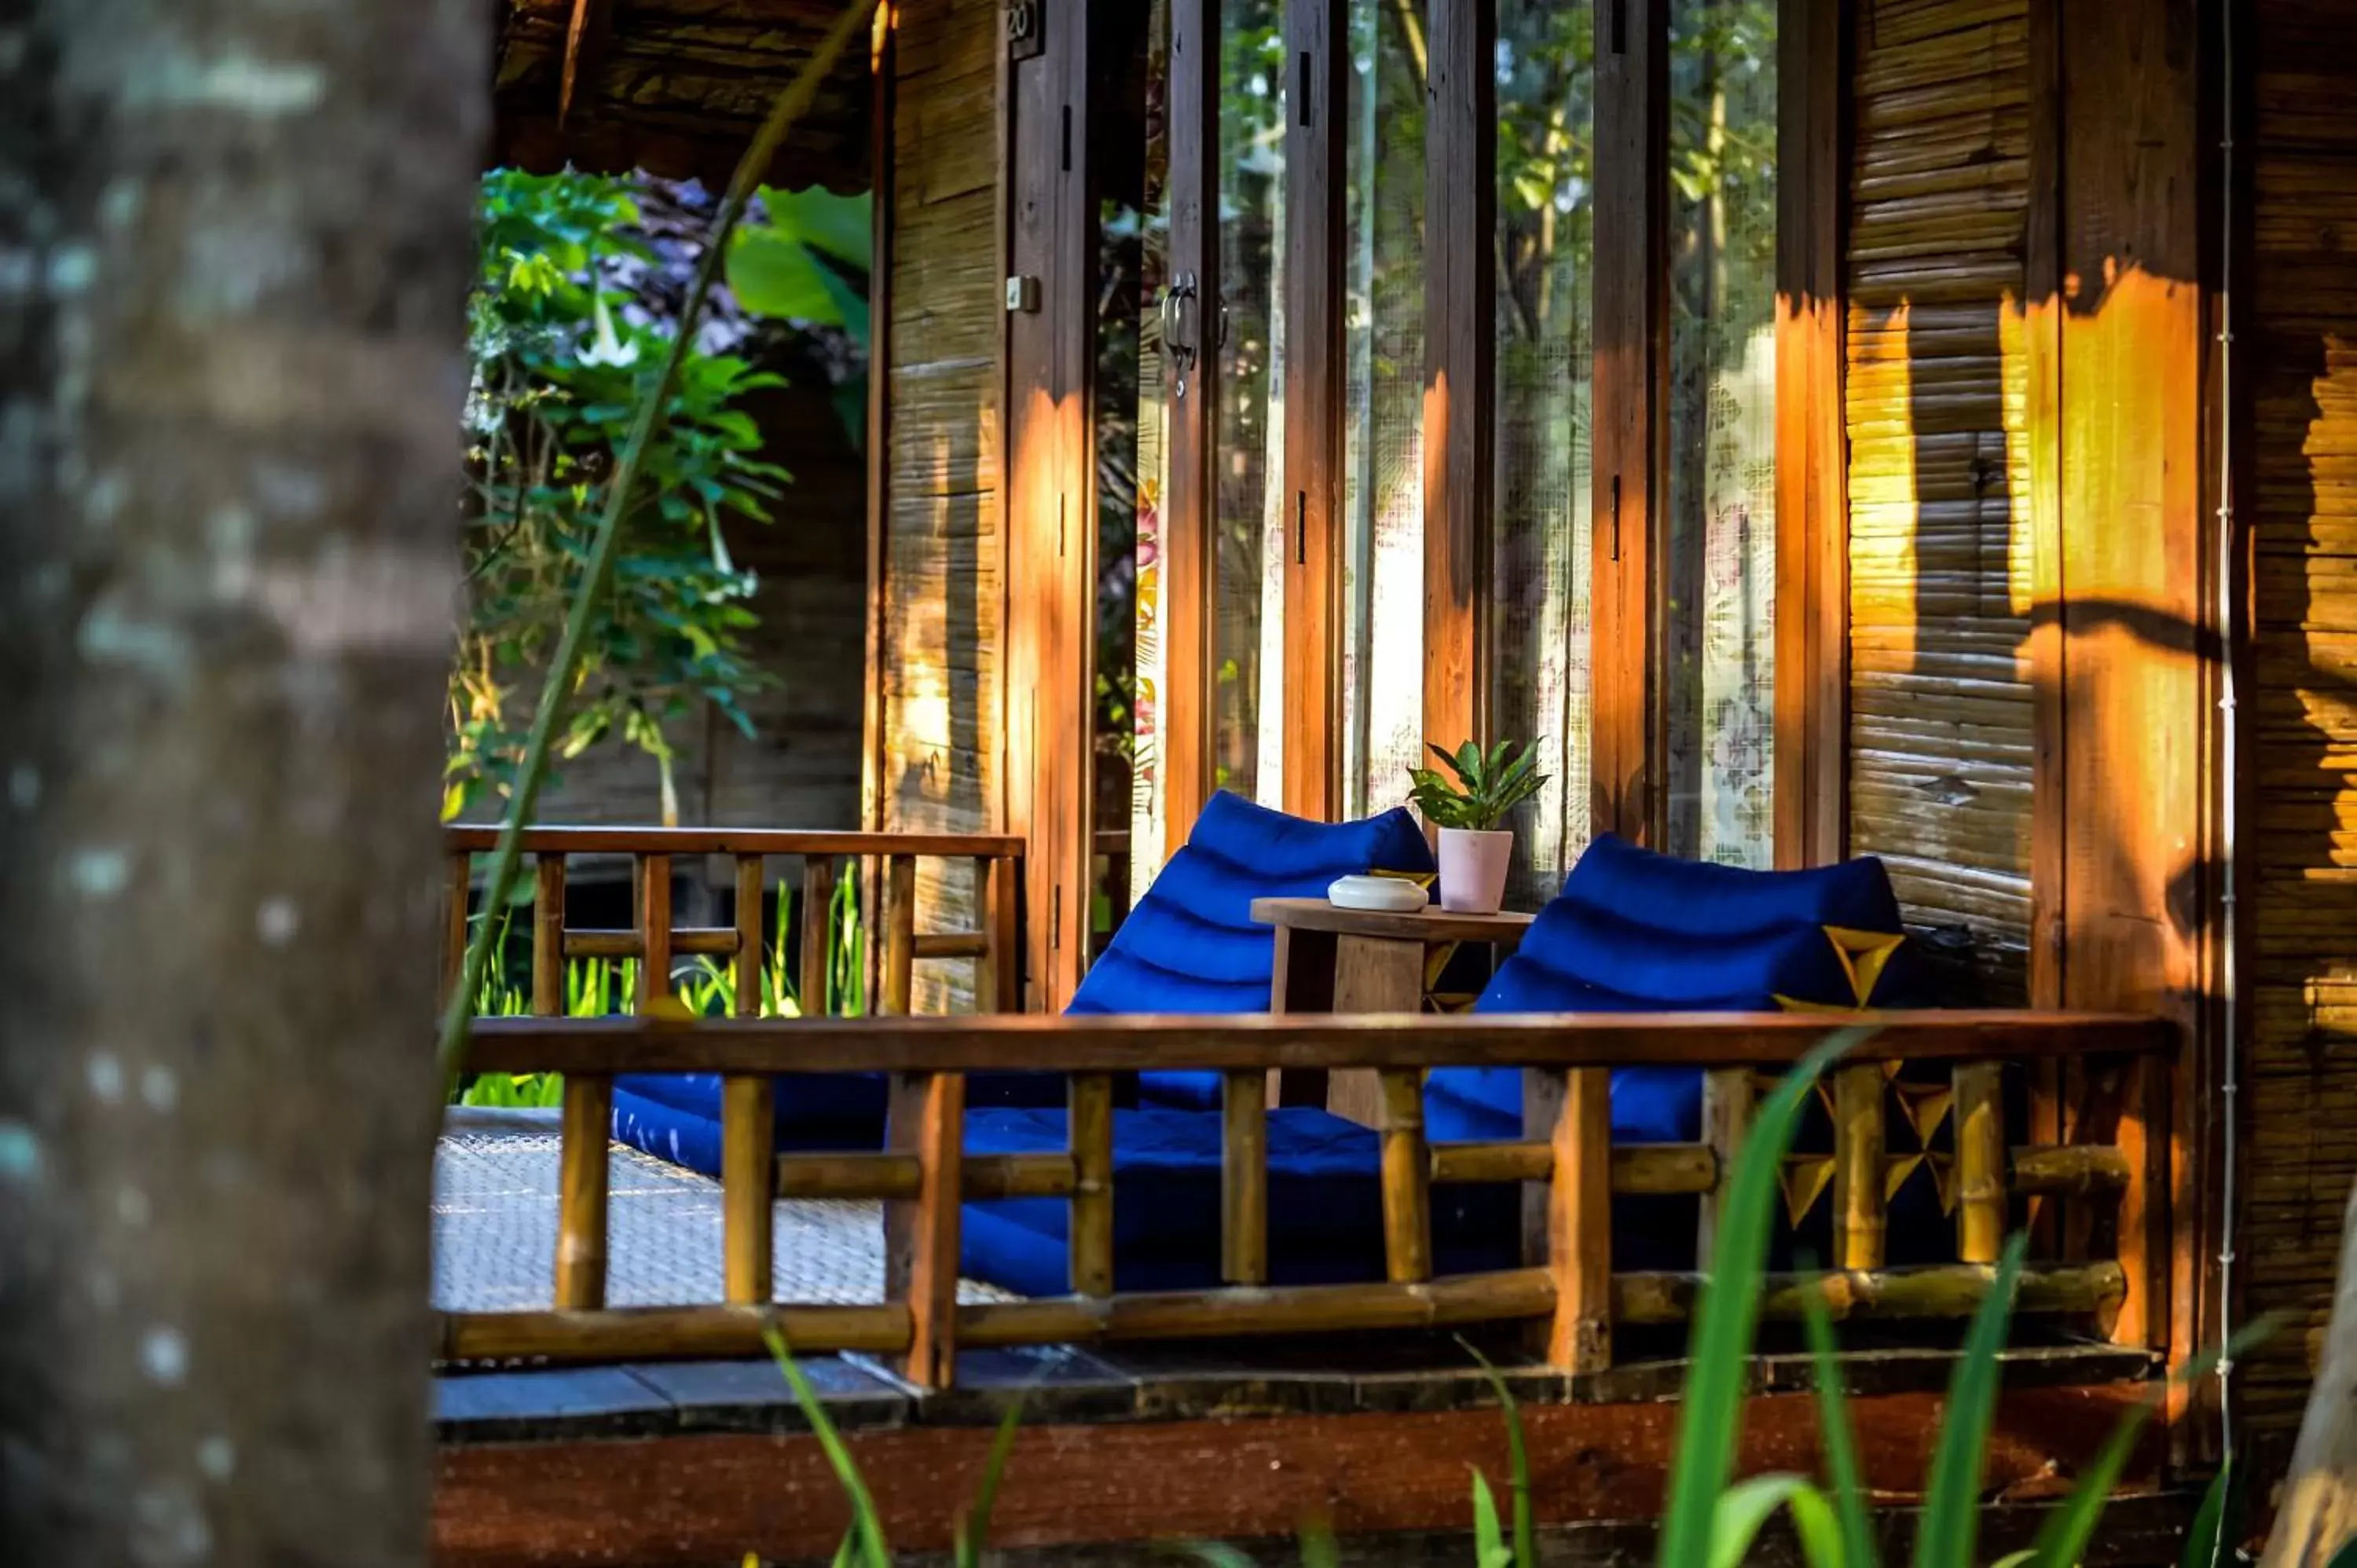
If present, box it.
[438,1005,2173,1387]
[442,825,1026,1313]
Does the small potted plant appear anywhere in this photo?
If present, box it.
[1408,739,1549,914]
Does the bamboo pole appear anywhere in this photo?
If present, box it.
[1614,1260,2127,1326]
[1696,1066,1755,1262]
[1831,1063,1888,1271]
[1428,1140,1717,1193]
[1546,1067,1613,1372]
[563,927,739,959]
[443,850,471,1006]
[882,853,915,1016]
[720,854,771,1305]
[775,1150,1075,1201]
[799,853,834,1017]
[986,852,1022,1012]
[439,1302,909,1364]
[1222,1069,1269,1285]
[885,1071,965,1387]
[1952,1061,2005,1265]
[553,1074,612,1309]
[957,1269,1557,1346]
[2009,1143,2130,1195]
[1069,1072,1116,1297]
[1378,1069,1433,1283]
[532,854,566,1014]
[635,853,672,1012]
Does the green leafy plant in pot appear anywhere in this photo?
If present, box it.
[1409,740,1548,914]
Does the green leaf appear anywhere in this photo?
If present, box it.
[760,185,874,268]
[1461,1339,1537,1568]
[1798,1273,1877,1568]
[764,1327,891,1568]
[1709,1475,1846,1568]
[1657,1028,1868,1568]
[1912,1233,2028,1568]
[1472,1471,1516,1568]
[954,1395,1025,1568]
[2178,1458,2238,1568]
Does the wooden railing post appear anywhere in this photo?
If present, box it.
[1069,1072,1116,1297]
[1696,1067,1754,1262]
[1831,1064,1887,1271]
[885,1071,965,1387]
[554,1075,611,1310]
[722,853,773,1306]
[532,854,566,1015]
[1377,1069,1433,1283]
[883,853,915,1017]
[1952,1061,2006,1266]
[635,853,672,1011]
[1222,1070,1269,1284]
[1547,1066,1613,1372]
[799,854,835,1017]
[984,852,1022,1013]
[443,849,472,1006]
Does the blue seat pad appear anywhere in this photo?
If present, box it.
[1562,833,1904,936]
[610,1070,1083,1178]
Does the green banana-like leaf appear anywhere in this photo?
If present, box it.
[1911,1233,2028,1568]
[1798,1270,1879,1568]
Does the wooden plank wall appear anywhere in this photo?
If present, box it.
[2242,0,2357,1452]
[1843,0,2037,1003]
[874,0,1003,1013]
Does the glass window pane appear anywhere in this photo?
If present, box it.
[1213,2,1289,808]
[1663,0,1776,867]
[1493,0,1596,907]
[1340,0,1428,820]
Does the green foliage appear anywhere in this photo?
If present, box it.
[453,169,791,823]
[1409,739,1552,833]
[728,188,872,338]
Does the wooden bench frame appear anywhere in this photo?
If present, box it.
[442,1008,2173,1388]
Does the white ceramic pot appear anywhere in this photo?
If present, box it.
[1436,827,1513,914]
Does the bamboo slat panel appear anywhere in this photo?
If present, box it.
[879,0,1004,1013]
[1845,0,2035,1002]
[2242,0,2357,1439]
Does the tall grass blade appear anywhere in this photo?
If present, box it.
[1708,1475,1846,1568]
[1175,1547,1256,1568]
[1297,1517,1340,1568]
[1657,1027,1868,1568]
[2179,1457,2236,1568]
[1472,1471,1514,1568]
[763,1325,891,1568]
[1798,1265,1878,1568]
[1461,1339,1536,1568]
[952,1395,1026,1568]
[1910,1231,2028,1568]
[2026,1319,2275,1568]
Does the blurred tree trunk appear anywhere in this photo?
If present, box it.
[0,2,482,1564]
[2266,1177,2357,1568]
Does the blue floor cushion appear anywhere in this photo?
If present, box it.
[1069,789,1435,1111]
[611,1068,1082,1174]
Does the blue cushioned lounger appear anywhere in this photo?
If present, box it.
[608,789,1436,1174]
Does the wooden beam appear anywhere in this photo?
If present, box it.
[1546,1067,1614,1372]
[885,1071,965,1387]
[1771,0,1848,870]
[556,0,615,130]
[443,826,1025,858]
[1378,1069,1434,1282]
[1222,1068,1270,1285]
[1420,0,1496,761]
[433,1383,2166,1565]
[1281,0,1347,821]
[1069,1071,1115,1297]
[464,1009,2175,1078]
[1589,0,1668,843]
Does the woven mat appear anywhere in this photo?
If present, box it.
[433,1130,1019,1313]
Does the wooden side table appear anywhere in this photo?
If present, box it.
[1250,896,1535,1126]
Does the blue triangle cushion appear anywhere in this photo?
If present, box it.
[1070,789,1434,1110]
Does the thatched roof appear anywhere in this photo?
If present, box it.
[493,0,871,194]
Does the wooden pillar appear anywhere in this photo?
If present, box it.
[1696,1067,1755,1264]
[1589,0,1668,843]
[635,852,672,1012]
[1281,0,1347,820]
[554,1075,613,1310]
[882,853,916,1017]
[1160,0,1219,848]
[1421,0,1496,760]
[1952,1061,2006,1266]
[887,1072,966,1387]
[799,854,835,1017]
[533,854,566,1015]
[444,850,473,1005]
